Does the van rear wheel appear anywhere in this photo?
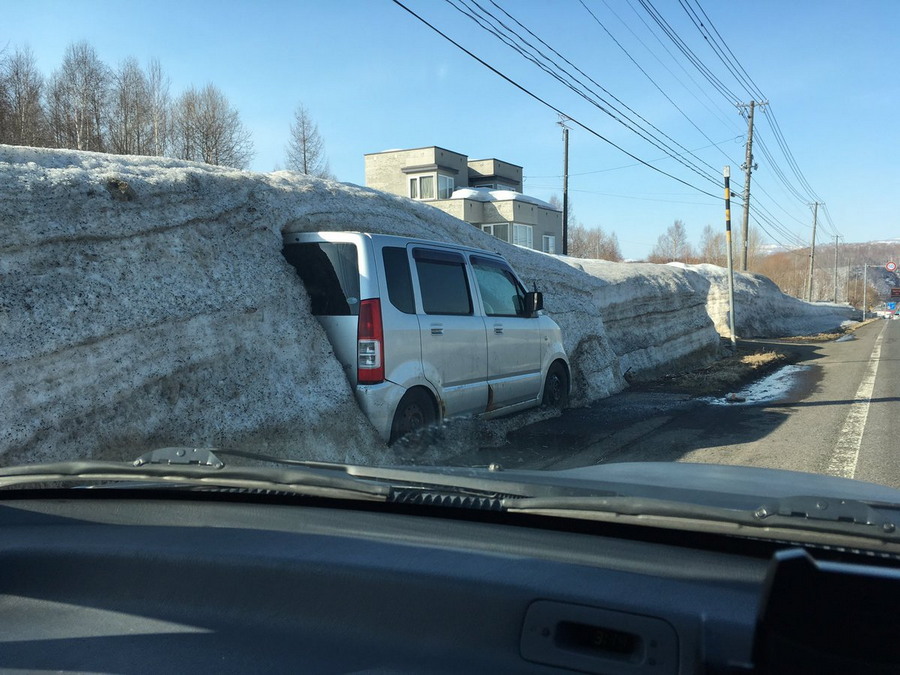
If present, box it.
[389,389,437,445]
[542,362,569,410]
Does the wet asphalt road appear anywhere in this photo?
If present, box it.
[448,319,900,489]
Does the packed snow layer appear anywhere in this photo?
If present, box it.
[0,146,851,465]
[561,258,721,381]
[683,263,857,337]
[0,146,626,464]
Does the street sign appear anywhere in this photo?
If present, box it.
[888,260,898,272]
[892,287,900,298]
[890,302,898,311]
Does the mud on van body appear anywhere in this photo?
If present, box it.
[282,232,570,443]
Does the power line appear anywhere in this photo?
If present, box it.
[390,0,723,199]
[577,0,742,164]
[634,0,741,103]
[525,135,742,178]
[443,0,722,186]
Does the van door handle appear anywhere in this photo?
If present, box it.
[431,325,444,335]
[494,323,503,335]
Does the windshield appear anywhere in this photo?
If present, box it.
[3,1,900,526]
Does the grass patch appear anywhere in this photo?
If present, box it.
[638,347,787,397]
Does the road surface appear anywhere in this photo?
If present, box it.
[455,319,900,489]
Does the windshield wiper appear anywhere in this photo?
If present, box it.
[0,447,389,501]
[501,494,900,545]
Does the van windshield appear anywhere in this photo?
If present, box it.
[283,242,360,316]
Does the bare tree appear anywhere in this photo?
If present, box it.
[567,223,622,261]
[285,103,332,177]
[146,58,170,156]
[108,57,152,155]
[648,220,695,263]
[170,83,253,169]
[698,224,727,266]
[46,41,110,151]
[5,46,47,146]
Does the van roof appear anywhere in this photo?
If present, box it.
[283,231,506,259]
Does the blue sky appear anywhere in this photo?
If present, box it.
[5,0,898,259]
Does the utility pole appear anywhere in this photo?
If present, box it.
[805,202,820,302]
[723,166,737,350]
[559,116,570,256]
[737,101,765,271]
[833,235,840,303]
[863,263,869,318]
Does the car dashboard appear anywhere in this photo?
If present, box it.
[0,490,896,674]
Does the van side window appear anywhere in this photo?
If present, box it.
[382,246,415,314]
[413,248,473,316]
[471,256,527,317]
[282,242,360,316]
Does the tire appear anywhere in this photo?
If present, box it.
[389,388,437,445]
[542,362,569,410]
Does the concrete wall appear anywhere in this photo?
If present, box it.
[365,147,468,199]
[467,159,523,191]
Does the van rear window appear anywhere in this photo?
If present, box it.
[382,247,416,314]
[282,242,360,316]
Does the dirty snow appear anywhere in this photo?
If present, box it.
[704,364,812,406]
[0,146,858,465]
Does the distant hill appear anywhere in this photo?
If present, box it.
[755,239,899,304]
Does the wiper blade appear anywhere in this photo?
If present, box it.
[503,494,900,545]
[0,455,389,501]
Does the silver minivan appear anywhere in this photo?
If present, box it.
[282,231,570,443]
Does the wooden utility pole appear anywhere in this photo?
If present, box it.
[738,101,765,271]
[833,235,840,302]
[806,202,820,302]
[562,123,569,255]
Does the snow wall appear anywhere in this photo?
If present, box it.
[682,263,858,338]
[0,147,853,464]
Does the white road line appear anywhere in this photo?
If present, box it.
[826,323,886,479]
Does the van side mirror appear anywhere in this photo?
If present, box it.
[523,291,543,316]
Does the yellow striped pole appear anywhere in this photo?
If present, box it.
[724,167,737,350]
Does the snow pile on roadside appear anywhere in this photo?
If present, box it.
[562,258,721,381]
[683,263,857,337]
[1,146,630,464]
[1,147,386,465]
[0,146,847,465]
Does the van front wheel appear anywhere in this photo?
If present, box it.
[389,389,437,445]
[542,362,569,410]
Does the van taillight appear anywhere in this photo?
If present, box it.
[357,298,384,384]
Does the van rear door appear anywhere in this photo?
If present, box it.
[411,247,489,417]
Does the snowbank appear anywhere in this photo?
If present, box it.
[0,146,626,464]
[681,263,858,337]
[0,146,852,465]
[560,258,721,381]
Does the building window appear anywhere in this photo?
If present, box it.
[419,175,434,199]
[512,223,533,249]
[409,175,436,200]
[438,175,454,199]
[542,235,556,254]
[481,224,494,236]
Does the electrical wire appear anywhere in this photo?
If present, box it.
[390,0,723,200]
[444,0,723,186]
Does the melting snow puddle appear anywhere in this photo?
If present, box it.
[703,364,811,406]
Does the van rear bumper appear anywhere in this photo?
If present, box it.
[355,381,408,442]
